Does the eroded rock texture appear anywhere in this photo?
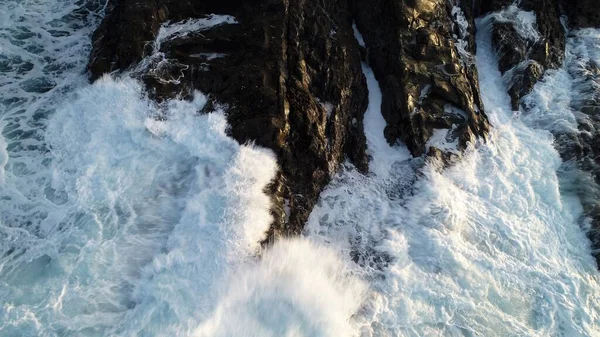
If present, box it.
[88,0,489,241]
[350,0,489,157]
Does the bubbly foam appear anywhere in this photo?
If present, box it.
[306,14,600,337]
[194,239,367,337]
[2,1,600,336]
[522,29,600,135]
[0,2,363,336]
[156,15,238,48]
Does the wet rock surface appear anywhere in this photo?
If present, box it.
[488,0,565,109]
[350,0,489,157]
[87,0,489,239]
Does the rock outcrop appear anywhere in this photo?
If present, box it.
[350,0,489,158]
[88,0,489,241]
[481,0,600,110]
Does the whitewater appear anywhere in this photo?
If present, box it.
[0,1,599,337]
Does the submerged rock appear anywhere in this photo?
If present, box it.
[88,0,488,239]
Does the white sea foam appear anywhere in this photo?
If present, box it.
[156,15,238,48]
[2,1,600,336]
[426,128,460,153]
[306,14,600,337]
[194,239,367,337]
[1,72,280,335]
[522,29,600,135]
[450,4,474,63]
[491,4,541,42]
[0,2,363,336]
[361,65,412,178]
[353,23,366,47]
[0,130,8,185]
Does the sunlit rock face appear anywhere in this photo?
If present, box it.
[349,0,489,158]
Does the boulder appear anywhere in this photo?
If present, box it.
[489,0,565,109]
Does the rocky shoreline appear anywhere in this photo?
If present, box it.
[88,0,600,265]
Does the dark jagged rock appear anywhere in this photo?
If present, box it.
[522,0,565,69]
[563,0,600,28]
[506,61,544,109]
[88,0,161,78]
[492,22,530,74]
[89,0,370,240]
[88,0,489,240]
[350,0,489,157]
[488,0,565,109]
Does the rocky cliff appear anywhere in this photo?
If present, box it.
[88,0,600,264]
[88,0,489,241]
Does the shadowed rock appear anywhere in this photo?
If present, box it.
[562,0,600,28]
[486,0,565,109]
[88,0,489,241]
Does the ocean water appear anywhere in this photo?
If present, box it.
[306,12,600,337]
[0,1,599,337]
